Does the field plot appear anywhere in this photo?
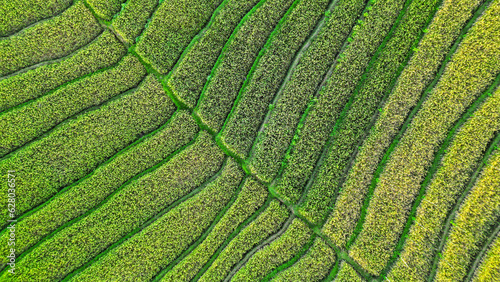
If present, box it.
[1,0,499,280]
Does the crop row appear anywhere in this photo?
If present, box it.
[472,232,500,282]
[0,1,102,77]
[0,0,72,36]
[166,0,261,109]
[244,0,368,183]
[231,218,313,281]
[434,149,500,281]
[0,54,146,158]
[0,108,198,264]
[111,0,158,44]
[217,0,330,160]
[135,0,224,74]
[198,200,290,281]
[386,81,500,280]
[273,237,336,282]
[0,30,126,112]
[70,158,244,281]
[293,0,423,226]
[334,261,366,282]
[323,0,485,250]
[193,0,296,133]
[0,131,225,281]
[159,176,268,281]
[0,73,176,224]
[86,0,126,21]
[348,0,500,274]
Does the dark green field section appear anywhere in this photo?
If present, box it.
[1,0,499,280]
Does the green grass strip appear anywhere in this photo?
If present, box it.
[0,132,225,281]
[86,0,127,21]
[0,0,72,36]
[324,258,341,281]
[193,0,296,133]
[244,0,369,183]
[348,0,500,273]
[333,261,367,282]
[271,237,336,282]
[0,30,126,113]
[69,158,244,281]
[469,229,500,282]
[0,54,146,158]
[0,110,198,265]
[0,1,102,77]
[135,0,224,74]
[111,0,158,44]
[343,0,489,253]
[216,0,331,161]
[433,149,500,281]
[166,0,262,109]
[159,176,268,282]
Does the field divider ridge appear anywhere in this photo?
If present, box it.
[62,155,230,281]
[342,0,488,248]
[465,223,500,281]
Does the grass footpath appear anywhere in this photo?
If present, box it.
[0,1,102,77]
[0,109,198,264]
[0,30,126,112]
[334,261,366,282]
[322,0,486,251]
[348,0,500,274]
[193,0,295,133]
[159,177,268,282]
[245,0,369,183]
[217,0,330,160]
[111,0,158,44]
[166,0,261,109]
[471,232,500,282]
[71,158,244,281]
[0,55,146,158]
[86,0,126,21]
[0,132,225,281]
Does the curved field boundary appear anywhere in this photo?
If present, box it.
[0,85,187,277]
[192,194,273,280]
[343,0,491,250]
[110,0,158,45]
[0,129,200,276]
[0,0,74,38]
[369,74,500,279]
[331,261,367,282]
[426,132,500,281]
[223,214,296,281]
[466,224,500,281]
[294,0,416,225]
[150,175,248,281]
[0,55,146,158]
[60,156,229,281]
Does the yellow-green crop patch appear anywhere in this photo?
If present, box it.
[3,0,499,280]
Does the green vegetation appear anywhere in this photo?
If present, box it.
[0,55,145,157]
[135,0,224,74]
[472,233,500,282]
[86,0,127,21]
[111,0,158,44]
[323,0,485,249]
[218,0,330,160]
[0,1,102,76]
[386,84,500,281]
[434,150,500,281]
[0,109,198,264]
[0,131,225,281]
[199,200,290,281]
[161,177,268,281]
[0,30,126,112]
[335,262,366,282]
[0,0,72,36]
[72,158,244,281]
[193,0,295,133]
[348,0,500,274]
[231,218,313,281]
[166,0,261,109]
[273,237,336,282]
[245,0,368,183]
[0,74,176,224]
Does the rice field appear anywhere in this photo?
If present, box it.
[1,0,499,281]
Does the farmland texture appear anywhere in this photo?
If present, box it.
[1,0,499,281]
